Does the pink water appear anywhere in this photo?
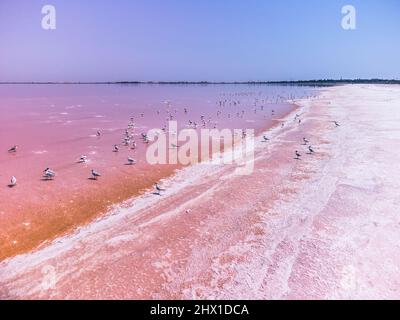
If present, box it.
[0,84,314,260]
[2,85,398,300]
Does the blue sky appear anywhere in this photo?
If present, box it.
[0,0,399,82]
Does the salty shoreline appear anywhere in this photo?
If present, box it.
[1,84,400,299]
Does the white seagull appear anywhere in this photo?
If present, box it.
[91,169,101,180]
[78,155,88,163]
[9,176,17,187]
[43,168,56,180]
[127,157,136,165]
[154,183,165,195]
[8,145,18,153]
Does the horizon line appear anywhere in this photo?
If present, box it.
[0,78,399,85]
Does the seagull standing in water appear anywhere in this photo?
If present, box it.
[91,169,101,180]
[8,145,18,153]
[308,146,315,154]
[9,176,17,187]
[141,133,150,144]
[333,121,340,127]
[78,155,88,163]
[43,168,56,180]
[113,144,119,152]
[295,150,301,160]
[127,157,136,165]
[302,137,309,145]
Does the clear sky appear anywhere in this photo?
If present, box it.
[0,0,399,82]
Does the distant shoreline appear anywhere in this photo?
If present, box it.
[1,79,400,86]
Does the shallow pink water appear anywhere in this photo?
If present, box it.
[0,83,314,260]
[1,85,399,299]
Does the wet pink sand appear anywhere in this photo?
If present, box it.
[0,84,313,260]
[2,84,399,299]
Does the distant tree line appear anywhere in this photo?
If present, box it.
[1,79,399,86]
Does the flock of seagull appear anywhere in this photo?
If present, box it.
[5,116,160,192]
[6,90,336,196]
[6,140,161,193]
[261,110,340,160]
[294,120,340,160]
